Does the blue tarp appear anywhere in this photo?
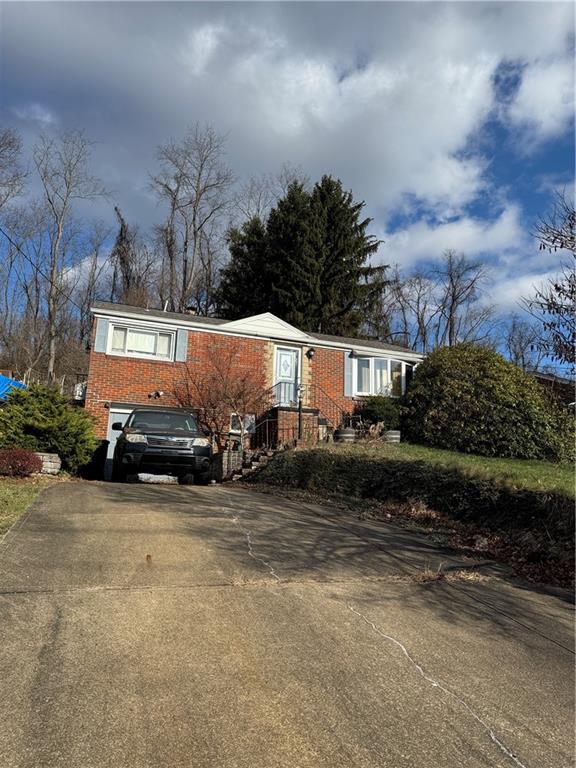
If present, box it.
[0,374,27,401]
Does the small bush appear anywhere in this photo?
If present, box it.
[354,396,401,430]
[402,345,573,462]
[0,448,43,477]
[0,385,97,473]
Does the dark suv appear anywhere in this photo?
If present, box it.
[111,408,212,484]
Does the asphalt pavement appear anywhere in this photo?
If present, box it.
[0,480,573,768]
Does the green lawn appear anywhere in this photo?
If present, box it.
[319,442,575,498]
[0,477,55,537]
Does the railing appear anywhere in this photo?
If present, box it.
[305,382,349,429]
[270,381,298,407]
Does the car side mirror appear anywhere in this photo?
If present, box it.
[112,422,124,431]
[203,429,211,437]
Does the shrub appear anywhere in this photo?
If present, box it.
[0,385,97,473]
[0,448,43,477]
[402,345,573,462]
[354,396,401,430]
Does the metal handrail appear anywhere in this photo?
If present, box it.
[305,382,347,428]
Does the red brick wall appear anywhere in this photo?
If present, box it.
[85,325,272,438]
[85,317,358,438]
[309,346,355,419]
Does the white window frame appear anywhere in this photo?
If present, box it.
[353,357,407,397]
[107,324,176,362]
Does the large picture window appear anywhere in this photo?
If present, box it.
[353,357,408,397]
[109,325,174,361]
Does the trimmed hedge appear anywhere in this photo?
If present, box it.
[0,448,43,477]
[402,345,573,462]
[252,448,574,540]
[0,385,97,474]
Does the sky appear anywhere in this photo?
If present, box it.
[1,1,574,314]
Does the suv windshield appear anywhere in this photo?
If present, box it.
[128,411,198,433]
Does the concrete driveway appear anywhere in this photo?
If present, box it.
[0,481,573,768]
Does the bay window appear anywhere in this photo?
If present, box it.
[353,357,409,397]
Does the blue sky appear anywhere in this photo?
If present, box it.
[1,1,574,313]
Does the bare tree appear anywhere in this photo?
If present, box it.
[173,342,271,447]
[0,127,26,211]
[33,131,106,379]
[108,207,156,307]
[74,220,112,346]
[504,314,545,372]
[373,253,494,353]
[233,163,311,225]
[0,203,50,380]
[523,191,575,371]
[151,123,235,313]
[433,250,494,347]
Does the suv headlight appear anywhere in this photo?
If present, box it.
[191,437,210,448]
[125,433,148,444]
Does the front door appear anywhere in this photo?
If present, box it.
[275,347,299,406]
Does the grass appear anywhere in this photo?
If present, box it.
[0,476,58,537]
[316,442,575,498]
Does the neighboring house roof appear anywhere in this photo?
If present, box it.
[0,374,26,401]
[91,301,422,360]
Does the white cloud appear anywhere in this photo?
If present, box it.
[1,2,574,243]
[13,103,57,125]
[489,268,560,312]
[383,205,525,269]
[509,57,574,142]
[181,24,223,77]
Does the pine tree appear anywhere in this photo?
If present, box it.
[218,176,386,337]
[218,217,271,319]
[266,181,321,329]
[309,176,384,336]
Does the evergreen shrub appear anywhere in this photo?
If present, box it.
[0,385,97,473]
[402,345,573,462]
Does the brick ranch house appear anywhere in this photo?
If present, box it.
[85,301,423,466]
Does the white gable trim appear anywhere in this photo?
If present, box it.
[221,313,315,342]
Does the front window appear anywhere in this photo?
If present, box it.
[356,358,371,394]
[374,359,389,394]
[354,358,407,397]
[109,325,174,360]
[390,360,403,397]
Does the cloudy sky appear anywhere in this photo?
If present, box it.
[1,1,574,311]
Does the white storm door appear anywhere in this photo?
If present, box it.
[104,408,132,480]
[275,348,299,406]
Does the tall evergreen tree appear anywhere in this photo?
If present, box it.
[308,176,384,336]
[266,181,320,328]
[218,217,271,319]
[219,175,386,337]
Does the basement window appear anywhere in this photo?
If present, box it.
[108,325,174,361]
